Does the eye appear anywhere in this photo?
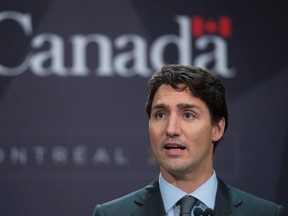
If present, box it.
[184,112,195,119]
[155,112,166,119]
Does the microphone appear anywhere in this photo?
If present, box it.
[204,208,215,216]
[194,207,204,216]
[193,207,215,216]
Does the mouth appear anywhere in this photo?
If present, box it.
[164,143,186,150]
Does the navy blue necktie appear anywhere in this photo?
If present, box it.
[179,196,197,216]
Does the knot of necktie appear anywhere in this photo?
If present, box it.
[179,196,197,216]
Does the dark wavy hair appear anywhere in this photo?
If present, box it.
[146,64,228,147]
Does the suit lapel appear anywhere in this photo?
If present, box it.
[214,178,243,216]
[129,177,244,216]
[131,179,165,216]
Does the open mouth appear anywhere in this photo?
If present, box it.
[164,144,185,150]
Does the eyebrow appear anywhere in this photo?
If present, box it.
[178,103,201,110]
[151,103,200,111]
[151,103,167,111]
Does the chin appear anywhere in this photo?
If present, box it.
[162,163,191,175]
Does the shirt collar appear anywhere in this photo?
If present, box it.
[158,170,218,213]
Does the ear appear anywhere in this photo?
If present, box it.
[212,117,225,142]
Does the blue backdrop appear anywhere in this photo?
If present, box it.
[0,1,287,215]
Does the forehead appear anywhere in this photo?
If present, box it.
[152,84,207,109]
[153,84,190,98]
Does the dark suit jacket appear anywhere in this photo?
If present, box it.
[93,178,287,216]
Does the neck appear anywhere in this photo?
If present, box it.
[160,168,214,194]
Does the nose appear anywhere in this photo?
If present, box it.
[165,114,181,137]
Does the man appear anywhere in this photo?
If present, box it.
[93,64,286,216]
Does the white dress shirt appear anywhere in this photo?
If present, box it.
[158,170,218,216]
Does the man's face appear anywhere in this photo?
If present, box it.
[149,84,224,180]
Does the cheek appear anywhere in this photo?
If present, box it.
[149,131,159,157]
[149,124,157,143]
[149,128,158,143]
[149,121,162,135]
[149,124,164,151]
[186,126,213,147]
